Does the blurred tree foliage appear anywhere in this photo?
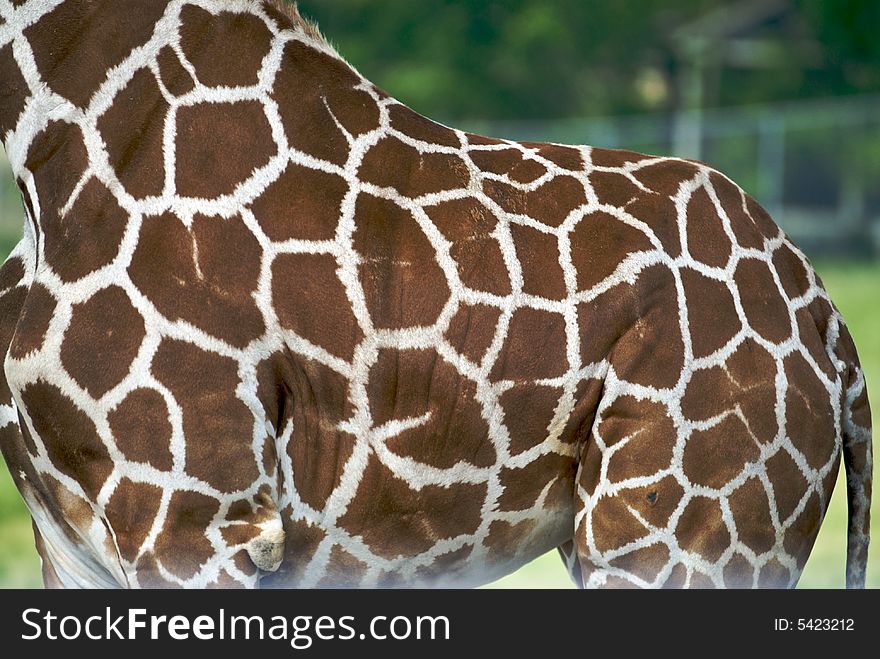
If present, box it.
[296,0,880,122]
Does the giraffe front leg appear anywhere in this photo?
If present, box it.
[112,338,287,588]
[32,522,64,588]
[10,328,287,589]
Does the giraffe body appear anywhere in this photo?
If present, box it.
[0,0,872,588]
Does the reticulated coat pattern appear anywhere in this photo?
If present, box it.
[0,0,871,589]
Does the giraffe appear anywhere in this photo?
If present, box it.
[0,0,872,590]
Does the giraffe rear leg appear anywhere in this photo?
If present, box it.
[571,376,827,589]
[573,369,838,589]
[574,475,688,589]
[574,465,746,588]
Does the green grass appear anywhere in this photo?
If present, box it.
[0,464,42,587]
[0,262,876,588]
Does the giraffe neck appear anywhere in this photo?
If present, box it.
[0,0,348,152]
[0,0,129,158]
[0,0,368,233]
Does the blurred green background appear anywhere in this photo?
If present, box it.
[0,0,877,588]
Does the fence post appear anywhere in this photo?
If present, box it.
[756,113,785,219]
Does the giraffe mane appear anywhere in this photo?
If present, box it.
[264,1,329,46]
[259,1,359,77]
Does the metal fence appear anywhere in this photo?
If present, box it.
[2,93,878,258]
